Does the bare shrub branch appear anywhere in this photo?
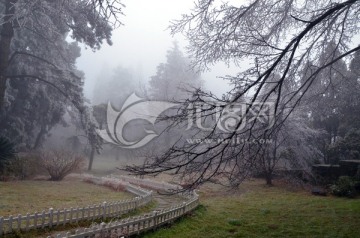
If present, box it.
[39,150,85,181]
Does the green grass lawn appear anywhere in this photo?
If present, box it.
[0,179,133,217]
[141,180,360,238]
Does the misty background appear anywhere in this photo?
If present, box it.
[77,0,236,101]
[1,0,359,190]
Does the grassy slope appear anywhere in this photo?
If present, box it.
[142,180,360,238]
[0,180,133,217]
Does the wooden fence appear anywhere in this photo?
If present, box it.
[51,191,199,238]
[0,178,152,235]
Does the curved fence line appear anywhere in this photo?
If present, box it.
[54,195,199,238]
[52,175,200,238]
[0,175,153,235]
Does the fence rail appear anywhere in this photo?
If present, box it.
[0,176,152,235]
[52,192,199,238]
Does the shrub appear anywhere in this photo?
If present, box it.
[330,176,358,198]
[327,130,360,163]
[355,165,360,181]
[0,137,16,173]
[39,150,85,181]
[4,153,42,180]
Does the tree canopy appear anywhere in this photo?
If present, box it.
[127,0,360,188]
[149,42,203,101]
[0,0,124,151]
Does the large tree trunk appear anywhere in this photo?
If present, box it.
[0,0,16,110]
[265,172,273,186]
[88,146,95,171]
[33,126,47,150]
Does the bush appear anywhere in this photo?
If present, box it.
[327,130,360,163]
[39,150,85,181]
[0,137,16,173]
[4,153,42,180]
[330,176,358,198]
[355,165,360,181]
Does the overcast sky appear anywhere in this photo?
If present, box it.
[76,0,237,102]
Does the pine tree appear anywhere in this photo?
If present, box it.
[149,42,203,101]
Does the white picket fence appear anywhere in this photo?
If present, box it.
[52,192,199,238]
[0,177,153,235]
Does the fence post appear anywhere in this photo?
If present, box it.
[102,202,107,219]
[8,215,13,232]
[34,212,38,228]
[63,209,67,225]
[69,208,73,222]
[81,207,85,219]
[0,217,3,235]
[56,209,60,225]
[87,206,91,219]
[41,211,46,229]
[17,214,21,231]
[25,213,30,231]
[75,208,79,222]
[100,222,106,237]
[153,211,158,228]
[49,208,54,228]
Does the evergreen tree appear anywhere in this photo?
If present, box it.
[92,66,138,108]
[149,42,203,101]
[0,0,123,109]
